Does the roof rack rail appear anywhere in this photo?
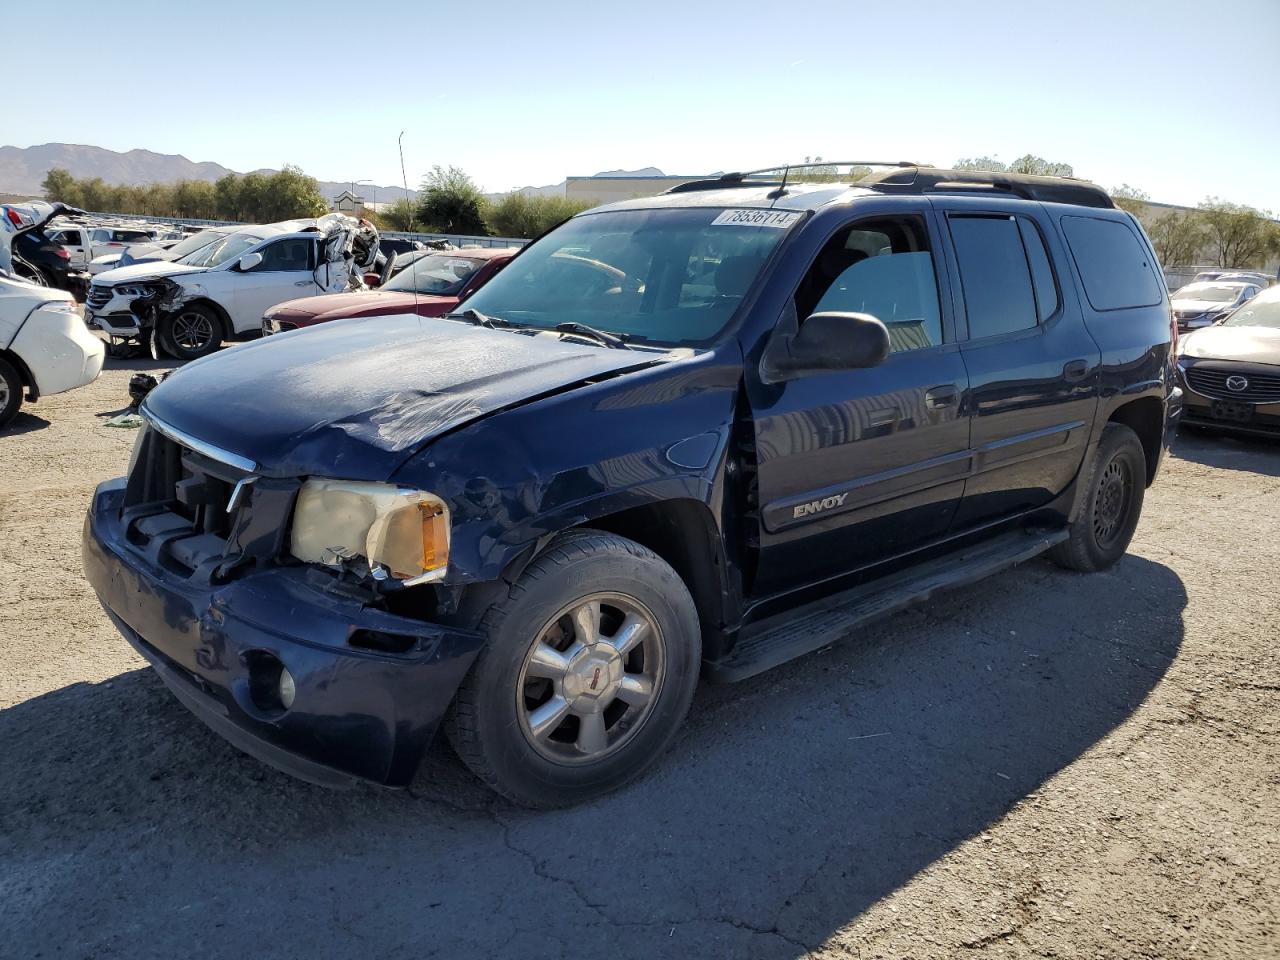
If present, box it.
[665,163,1115,209]
[861,167,1115,209]
[664,160,922,195]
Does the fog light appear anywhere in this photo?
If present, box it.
[278,668,296,710]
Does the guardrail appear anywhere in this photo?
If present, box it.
[78,211,528,249]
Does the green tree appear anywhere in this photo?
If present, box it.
[486,193,595,239]
[382,196,418,231]
[1144,209,1207,267]
[953,155,1006,173]
[41,168,80,205]
[953,155,1075,177]
[258,165,328,220]
[1110,184,1150,216]
[417,166,489,235]
[1197,198,1280,268]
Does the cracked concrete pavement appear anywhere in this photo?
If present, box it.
[2,350,1278,959]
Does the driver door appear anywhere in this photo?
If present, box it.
[231,237,320,331]
[749,207,971,595]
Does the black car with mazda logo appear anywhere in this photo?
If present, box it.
[83,163,1180,807]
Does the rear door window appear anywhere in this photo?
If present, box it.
[948,215,1038,339]
[1060,216,1164,311]
[1017,218,1059,321]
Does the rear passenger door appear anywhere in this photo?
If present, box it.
[935,201,1100,529]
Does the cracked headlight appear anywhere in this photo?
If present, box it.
[290,479,450,584]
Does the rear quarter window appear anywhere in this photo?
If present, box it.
[1061,216,1164,311]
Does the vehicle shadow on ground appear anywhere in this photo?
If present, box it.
[1172,427,1280,476]
[0,410,50,435]
[0,555,1186,959]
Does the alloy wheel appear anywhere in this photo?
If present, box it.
[516,593,665,764]
[171,311,215,353]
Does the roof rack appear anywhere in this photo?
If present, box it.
[861,167,1115,209]
[665,160,920,195]
[665,163,1115,209]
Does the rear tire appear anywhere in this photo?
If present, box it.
[159,304,223,361]
[446,530,701,808]
[0,356,24,428]
[1050,423,1146,572]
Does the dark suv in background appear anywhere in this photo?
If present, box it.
[84,164,1179,807]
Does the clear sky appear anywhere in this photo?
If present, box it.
[9,0,1280,209]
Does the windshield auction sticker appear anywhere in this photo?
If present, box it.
[711,209,803,228]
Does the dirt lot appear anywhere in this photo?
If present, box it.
[2,347,1278,960]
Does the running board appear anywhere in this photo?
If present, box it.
[705,527,1068,683]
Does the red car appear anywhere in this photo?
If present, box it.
[262,247,518,334]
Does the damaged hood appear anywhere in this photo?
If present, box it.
[142,313,664,479]
[269,291,453,321]
[94,260,209,284]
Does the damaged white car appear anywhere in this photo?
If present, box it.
[86,214,379,360]
[0,202,105,428]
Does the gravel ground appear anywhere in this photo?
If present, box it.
[2,347,1278,959]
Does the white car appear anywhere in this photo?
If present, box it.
[87,227,232,276]
[46,224,161,269]
[0,203,105,428]
[86,215,379,359]
[1170,280,1261,334]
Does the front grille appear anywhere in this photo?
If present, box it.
[1185,366,1280,404]
[86,285,111,310]
[123,428,248,575]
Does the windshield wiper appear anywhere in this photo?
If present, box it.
[555,321,631,349]
[446,308,509,329]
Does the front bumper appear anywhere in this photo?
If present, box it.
[1178,361,1280,437]
[83,479,486,787]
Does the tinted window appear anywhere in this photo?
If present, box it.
[252,238,313,272]
[798,216,942,354]
[949,215,1038,338]
[1017,217,1059,321]
[1061,216,1163,311]
[60,230,82,245]
[461,207,794,346]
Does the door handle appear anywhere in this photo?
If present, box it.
[294,279,314,286]
[1063,359,1089,382]
[925,385,958,409]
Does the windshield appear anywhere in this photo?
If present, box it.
[383,252,486,295]
[1223,292,1280,330]
[164,229,227,259]
[179,233,262,268]
[1174,282,1246,303]
[457,206,800,345]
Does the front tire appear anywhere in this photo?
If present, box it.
[1050,423,1146,572]
[159,304,223,361]
[0,357,22,428]
[446,530,701,808]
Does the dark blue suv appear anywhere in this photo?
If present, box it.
[83,164,1181,806]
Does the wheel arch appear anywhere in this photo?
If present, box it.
[171,297,233,339]
[579,498,732,658]
[0,347,38,399]
[1106,396,1164,486]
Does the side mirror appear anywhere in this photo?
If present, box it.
[237,252,263,272]
[761,311,890,383]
